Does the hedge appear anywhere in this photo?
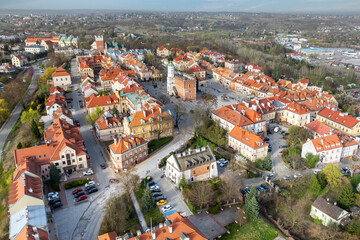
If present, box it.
[64,178,91,189]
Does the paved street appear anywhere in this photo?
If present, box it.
[268,131,292,178]
[0,62,41,155]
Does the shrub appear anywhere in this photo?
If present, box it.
[64,179,91,189]
[208,205,220,214]
[52,180,60,191]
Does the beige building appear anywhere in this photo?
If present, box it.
[52,67,71,87]
[280,102,310,127]
[95,112,123,141]
[228,126,268,161]
[156,46,170,58]
[109,135,148,172]
[11,54,28,67]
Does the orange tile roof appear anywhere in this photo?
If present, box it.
[334,130,359,147]
[285,102,309,115]
[95,113,122,130]
[212,106,253,127]
[98,232,117,240]
[127,106,172,128]
[128,213,207,240]
[318,108,359,128]
[86,94,120,108]
[52,67,70,77]
[109,135,147,154]
[8,172,42,205]
[53,106,73,121]
[311,134,342,152]
[305,120,333,136]
[49,86,64,95]
[229,126,268,149]
[15,226,49,240]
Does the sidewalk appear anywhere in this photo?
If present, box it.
[130,190,148,232]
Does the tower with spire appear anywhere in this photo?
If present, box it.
[167,61,175,95]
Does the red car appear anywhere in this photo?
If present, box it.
[76,195,87,202]
[80,104,83,108]
[72,188,82,195]
[109,178,119,183]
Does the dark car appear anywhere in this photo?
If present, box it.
[152,193,163,198]
[154,196,166,202]
[279,145,288,148]
[268,146,272,152]
[49,198,61,205]
[150,188,161,193]
[51,201,62,209]
[74,191,85,198]
[267,130,273,135]
[146,181,155,188]
[85,185,95,191]
[86,187,98,194]
[261,183,269,190]
[100,163,106,169]
[263,137,270,143]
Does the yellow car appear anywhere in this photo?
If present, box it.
[156,200,167,206]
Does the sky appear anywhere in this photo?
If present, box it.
[1,0,360,13]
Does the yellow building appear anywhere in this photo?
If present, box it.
[123,106,173,141]
[280,102,311,127]
[316,108,360,137]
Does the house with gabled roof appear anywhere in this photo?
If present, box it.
[95,112,123,141]
[109,135,148,172]
[45,93,67,117]
[51,67,71,87]
[52,106,73,125]
[305,120,333,138]
[280,101,310,127]
[228,126,268,161]
[316,107,360,137]
[156,46,170,58]
[165,146,218,184]
[85,94,123,115]
[310,196,350,227]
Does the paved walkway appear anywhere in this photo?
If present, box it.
[130,190,148,232]
[0,62,40,154]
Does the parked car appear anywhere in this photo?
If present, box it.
[51,201,62,209]
[161,205,173,213]
[293,173,303,178]
[49,197,61,205]
[279,145,288,148]
[256,186,265,192]
[150,188,161,193]
[85,181,95,188]
[152,193,163,198]
[72,188,83,195]
[283,175,291,180]
[156,199,167,206]
[80,104,83,108]
[74,191,85,198]
[48,192,59,198]
[267,130,273,135]
[274,127,280,133]
[261,183,269,190]
[268,146,272,152]
[154,196,166,202]
[100,163,106,169]
[263,137,270,143]
[83,169,93,176]
[147,181,156,188]
[266,174,275,179]
[241,187,250,195]
[86,187,98,194]
[75,195,88,202]
[109,178,119,183]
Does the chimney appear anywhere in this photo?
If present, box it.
[334,202,337,206]
[165,220,172,233]
[321,138,324,145]
[114,137,118,145]
[28,188,33,193]
[143,110,146,118]
[151,231,156,240]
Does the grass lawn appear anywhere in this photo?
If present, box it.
[148,136,173,154]
[221,220,278,240]
[134,187,164,226]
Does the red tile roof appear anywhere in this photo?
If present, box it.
[86,94,120,108]
[305,120,333,136]
[8,172,42,205]
[127,106,172,128]
[52,67,70,77]
[285,102,309,115]
[98,232,117,240]
[318,108,359,128]
[109,135,147,154]
[311,134,342,152]
[229,126,268,149]
[95,113,122,130]
[15,225,49,240]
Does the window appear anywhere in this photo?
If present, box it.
[193,170,196,174]
[62,161,66,164]
[79,158,82,161]
[55,163,59,166]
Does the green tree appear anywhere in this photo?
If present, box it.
[85,106,104,125]
[0,99,10,123]
[40,67,56,81]
[323,164,342,188]
[247,186,258,200]
[310,175,321,195]
[244,193,259,221]
[337,184,355,209]
[316,172,328,189]
[30,119,42,139]
[20,109,40,125]
[49,162,60,182]
[305,153,319,168]
[263,154,272,171]
[141,188,155,210]
[111,106,120,117]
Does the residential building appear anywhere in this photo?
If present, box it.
[0,63,14,73]
[228,126,268,161]
[225,59,243,72]
[174,75,196,101]
[85,94,122,115]
[49,86,64,96]
[11,54,28,67]
[167,61,175,96]
[51,67,71,87]
[95,112,123,141]
[305,120,333,138]
[59,34,78,48]
[301,134,343,163]
[280,101,310,127]
[54,46,74,56]
[123,106,173,141]
[13,119,87,177]
[24,44,46,54]
[212,104,266,134]
[109,135,148,172]
[310,196,350,227]
[156,46,170,57]
[52,106,73,125]
[165,146,218,184]
[98,232,117,240]
[25,36,59,46]
[186,65,206,80]
[45,93,67,117]
[316,108,360,137]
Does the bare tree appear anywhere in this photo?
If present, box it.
[173,103,185,128]
[119,171,140,194]
[187,182,214,210]
[220,170,243,204]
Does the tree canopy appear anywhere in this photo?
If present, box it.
[322,164,342,188]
